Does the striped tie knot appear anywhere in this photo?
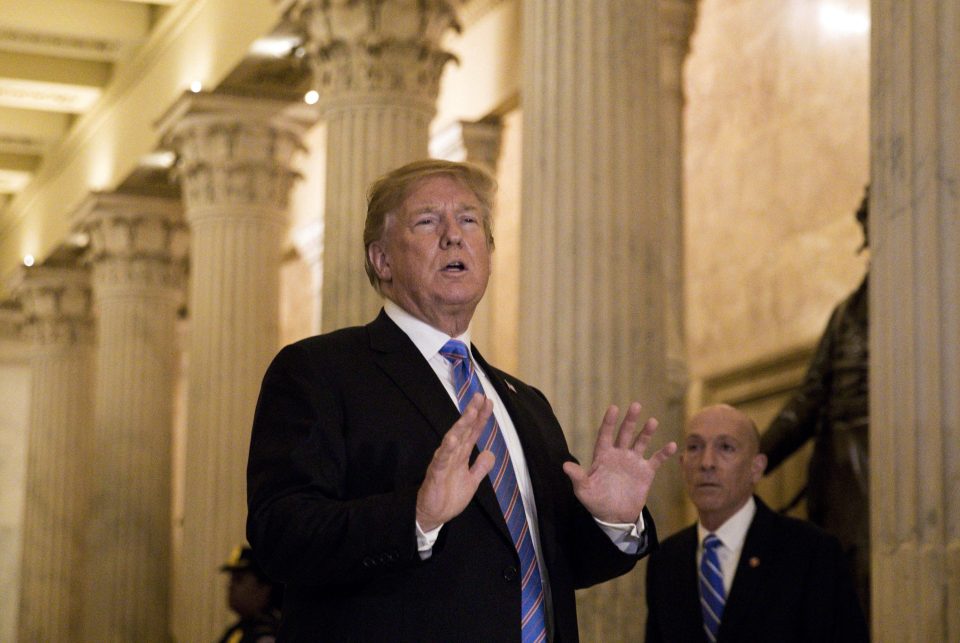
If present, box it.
[699,533,726,642]
[440,339,471,363]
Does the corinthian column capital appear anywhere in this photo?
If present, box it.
[13,266,94,347]
[76,192,187,293]
[160,92,310,216]
[292,0,460,110]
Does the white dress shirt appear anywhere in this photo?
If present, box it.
[696,496,757,594]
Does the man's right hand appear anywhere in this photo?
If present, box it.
[416,393,496,532]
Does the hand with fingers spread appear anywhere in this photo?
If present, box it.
[416,393,497,532]
[562,402,678,524]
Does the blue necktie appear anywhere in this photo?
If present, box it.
[699,533,726,642]
[440,340,547,643]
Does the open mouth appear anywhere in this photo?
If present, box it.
[443,261,466,272]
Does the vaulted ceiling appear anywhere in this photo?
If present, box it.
[0,0,315,278]
[0,0,185,210]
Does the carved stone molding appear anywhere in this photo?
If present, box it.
[159,92,312,217]
[75,193,187,295]
[169,119,304,215]
[292,0,459,110]
[0,302,23,341]
[0,28,124,62]
[76,193,187,263]
[432,118,503,169]
[14,266,94,347]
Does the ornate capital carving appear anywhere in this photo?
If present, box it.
[460,119,504,170]
[161,93,309,216]
[14,266,94,346]
[292,0,460,109]
[75,193,187,293]
[78,193,187,262]
[0,302,23,341]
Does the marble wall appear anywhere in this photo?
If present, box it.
[685,0,870,381]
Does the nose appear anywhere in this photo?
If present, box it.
[439,216,463,248]
[700,446,717,470]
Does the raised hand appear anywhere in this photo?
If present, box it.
[562,402,677,524]
[416,393,496,532]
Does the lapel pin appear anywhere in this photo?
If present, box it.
[506,381,517,393]
[749,556,760,568]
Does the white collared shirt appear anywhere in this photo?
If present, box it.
[696,496,757,593]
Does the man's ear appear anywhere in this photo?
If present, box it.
[368,241,392,282]
[751,453,768,483]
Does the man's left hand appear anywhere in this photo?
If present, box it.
[562,402,677,524]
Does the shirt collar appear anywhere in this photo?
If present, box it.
[697,495,757,550]
[383,299,472,361]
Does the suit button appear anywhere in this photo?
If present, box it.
[503,566,518,581]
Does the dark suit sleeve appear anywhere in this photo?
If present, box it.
[800,531,870,642]
[246,343,421,587]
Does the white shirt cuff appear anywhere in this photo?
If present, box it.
[415,520,444,560]
[595,512,646,554]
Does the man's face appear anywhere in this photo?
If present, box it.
[368,175,491,330]
[227,570,272,618]
[680,405,766,530]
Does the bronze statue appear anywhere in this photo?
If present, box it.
[760,187,870,619]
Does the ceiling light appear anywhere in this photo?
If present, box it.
[250,35,302,58]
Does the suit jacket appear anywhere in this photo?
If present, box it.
[644,497,868,643]
[247,310,657,642]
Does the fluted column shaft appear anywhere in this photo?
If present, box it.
[165,93,304,643]
[293,0,460,330]
[14,266,94,642]
[658,0,697,535]
[871,1,960,640]
[520,2,665,639]
[78,194,186,641]
[0,304,29,643]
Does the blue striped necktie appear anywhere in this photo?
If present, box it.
[699,533,726,642]
[440,340,547,643]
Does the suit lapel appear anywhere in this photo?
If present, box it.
[719,497,776,636]
[366,311,513,547]
[367,310,459,440]
[673,527,707,642]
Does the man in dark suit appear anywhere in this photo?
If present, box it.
[247,159,677,642]
[645,404,868,643]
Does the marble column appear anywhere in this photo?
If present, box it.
[0,304,29,643]
[291,0,460,330]
[76,193,186,641]
[658,0,697,535]
[519,2,666,639]
[13,265,94,643]
[871,1,960,640]
[161,92,307,643]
